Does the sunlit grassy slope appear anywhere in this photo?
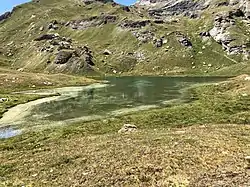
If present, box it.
[0,0,250,76]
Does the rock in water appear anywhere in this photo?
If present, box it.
[118,124,137,133]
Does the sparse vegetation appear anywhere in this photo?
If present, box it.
[1,75,250,186]
[1,0,250,186]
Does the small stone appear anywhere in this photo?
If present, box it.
[103,49,112,55]
[242,93,248,97]
[208,64,212,67]
[39,26,44,31]
[113,70,117,74]
[0,98,8,102]
[245,156,250,169]
[32,85,36,88]
[245,77,250,81]
[32,173,38,177]
[118,124,137,133]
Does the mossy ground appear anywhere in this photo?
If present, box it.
[1,75,250,186]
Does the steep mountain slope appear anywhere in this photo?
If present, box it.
[0,0,250,75]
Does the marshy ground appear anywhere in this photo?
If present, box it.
[1,71,250,186]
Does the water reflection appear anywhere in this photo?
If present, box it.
[23,76,227,123]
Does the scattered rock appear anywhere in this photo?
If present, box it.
[122,6,130,12]
[103,49,112,55]
[154,19,164,24]
[244,76,250,81]
[120,20,151,29]
[69,15,117,30]
[34,34,58,41]
[200,32,210,37]
[118,124,137,133]
[178,35,192,48]
[39,26,44,31]
[132,30,154,43]
[245,156,250,169]
[17,68,24,72]
[0,98,8,103]
[48,22,59,30]
[241,93,248,97]
[154,38,163,48]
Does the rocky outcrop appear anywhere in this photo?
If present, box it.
[209,12,245,55]
[55,50,73,64]
[35,33,73,53]
[82,0,114,5]
[132,30,155,43]
[0,12,11,22]
[48,45,95,73]
[69,15,117,30]
[120,20,151,29]
[238,0,250,18]
[149,0,203,17]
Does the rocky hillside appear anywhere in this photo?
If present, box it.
[0,0,250,75]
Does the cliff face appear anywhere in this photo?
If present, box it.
[1,0,250,75]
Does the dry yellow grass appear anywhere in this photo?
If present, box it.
[1,124,250,186]
[0,68,96,92]
[2,74,250,186]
